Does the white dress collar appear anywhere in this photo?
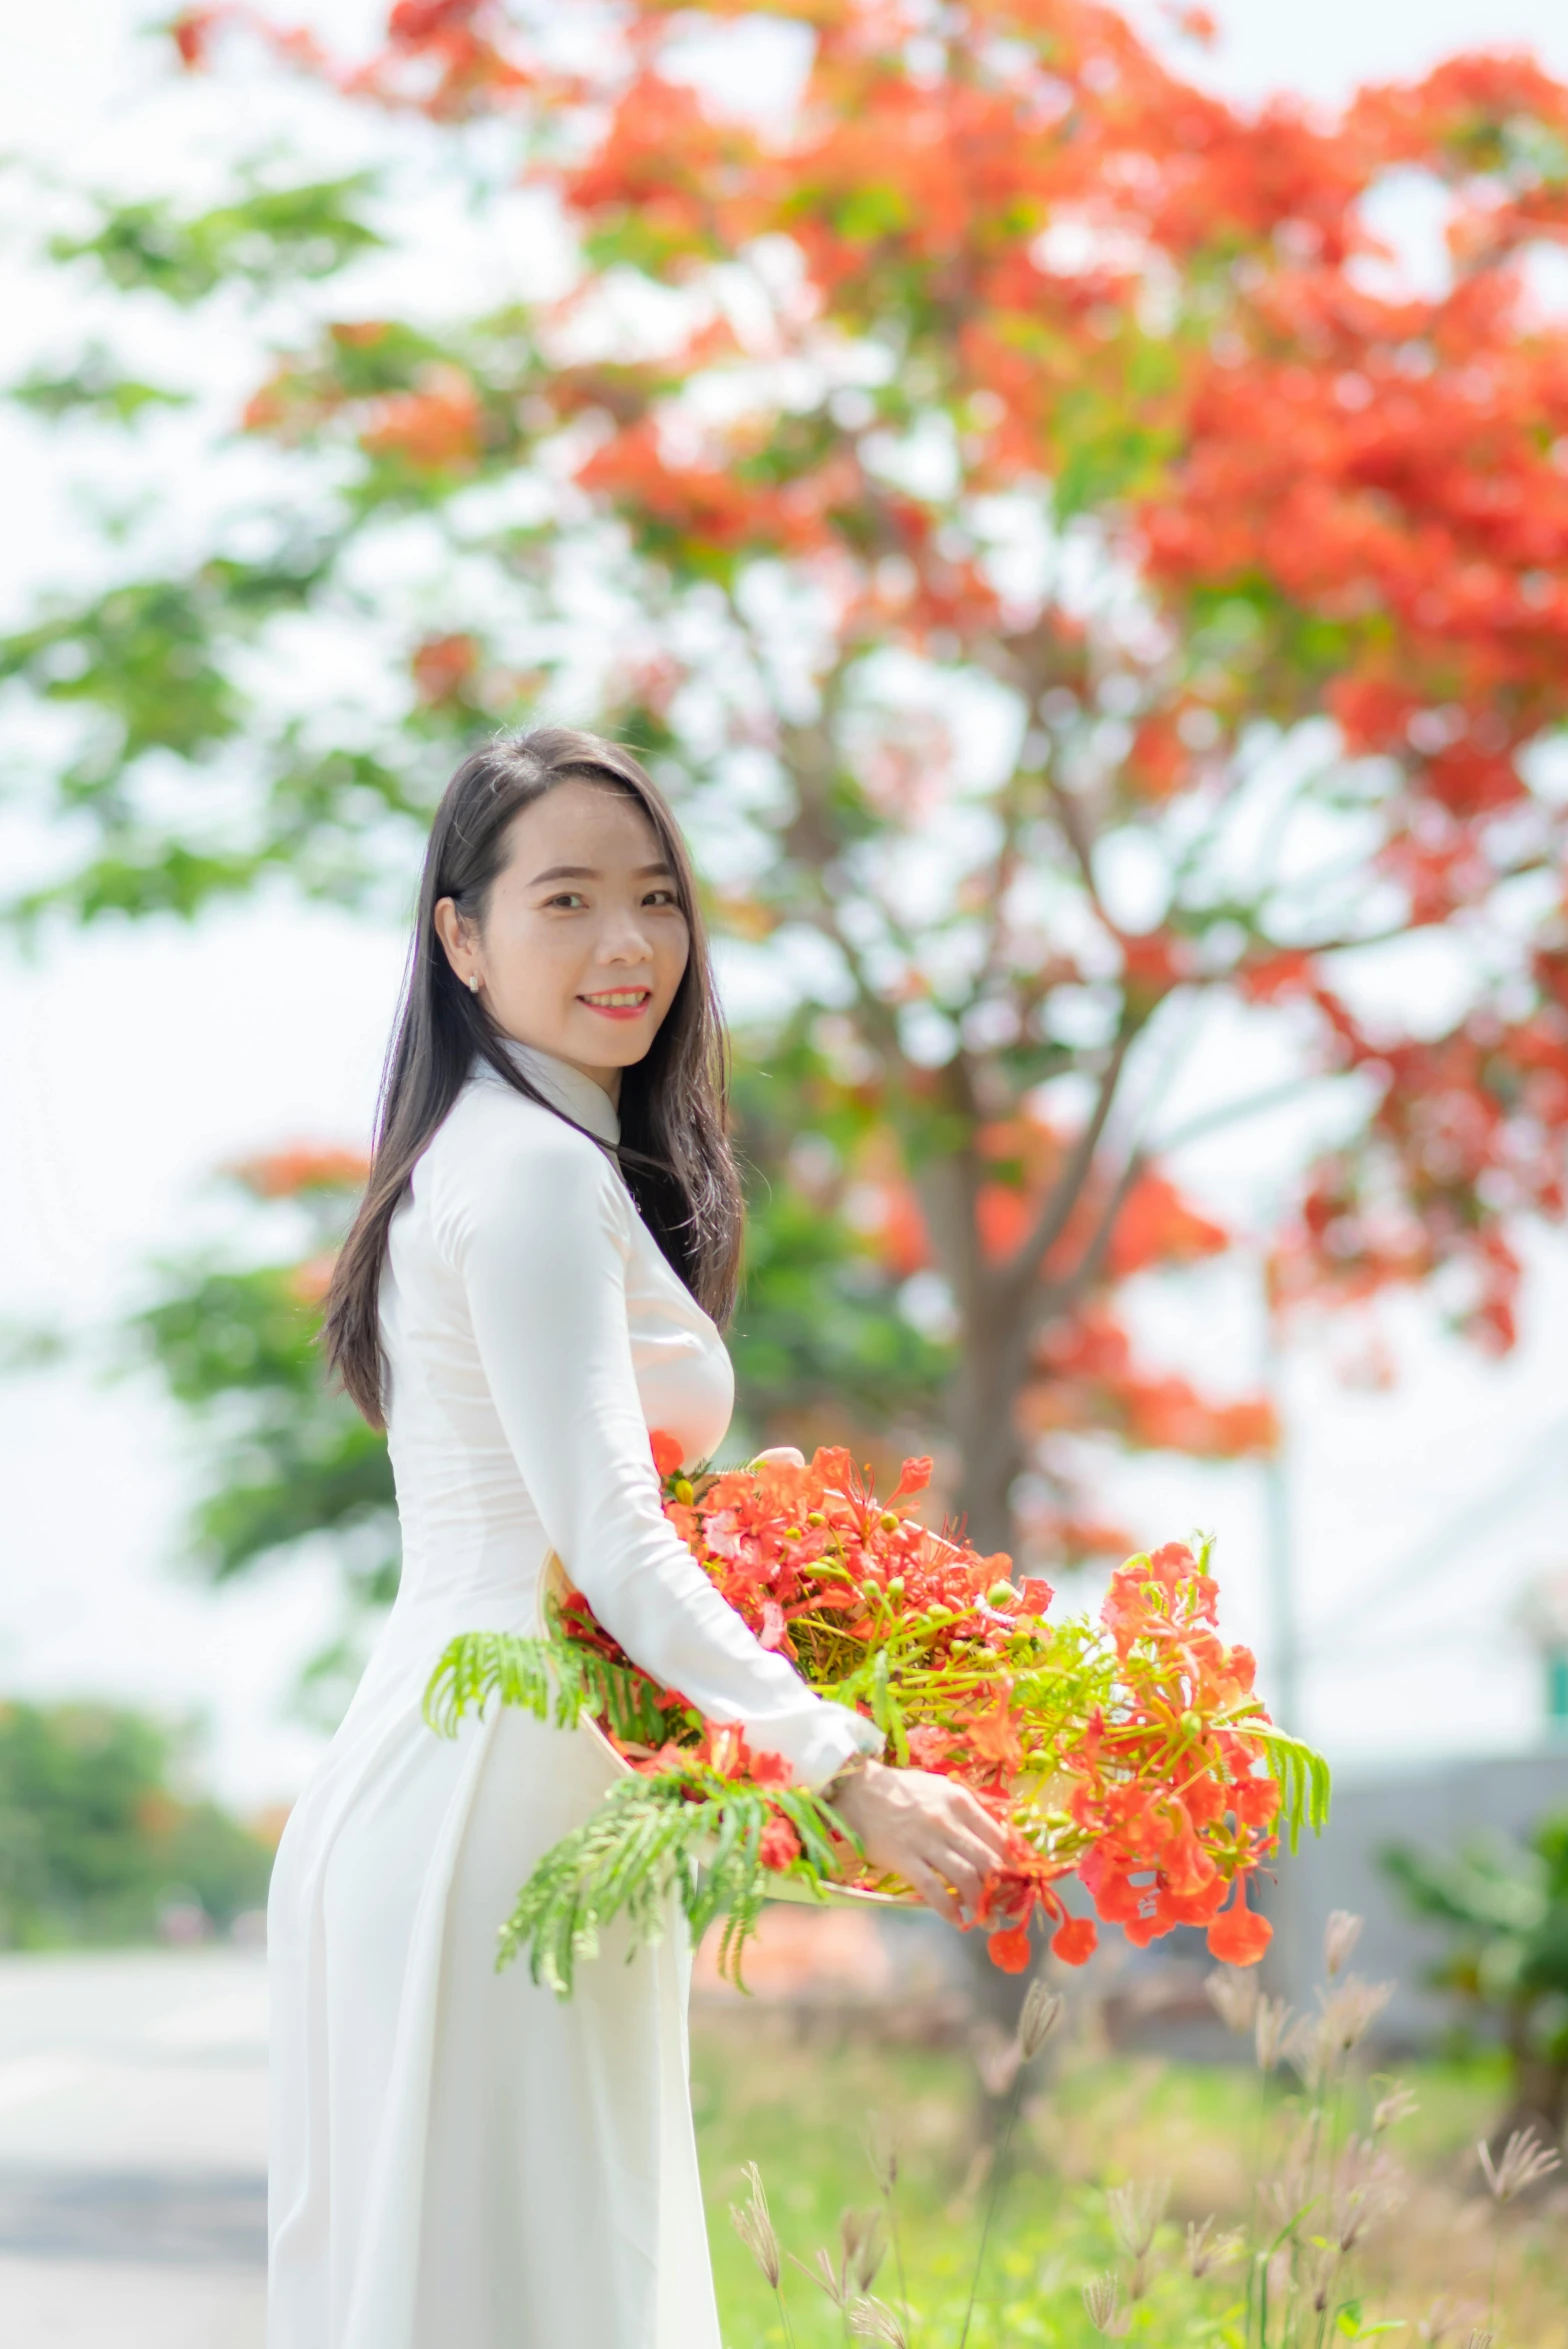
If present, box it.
[493,1035,622,1146]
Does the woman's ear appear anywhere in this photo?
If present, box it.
[433,895,479,988]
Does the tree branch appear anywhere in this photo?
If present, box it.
[1005,1141,1149,1396]
[1059,1141,1148,1306]
[972,765,1030,1001]
[760,689,910,1067]
[998,1020,1136,1293]
[1043,767,1111,927]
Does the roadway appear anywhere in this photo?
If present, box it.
[0,1949,266,2346]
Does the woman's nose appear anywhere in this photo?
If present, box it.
[597,908,653,963]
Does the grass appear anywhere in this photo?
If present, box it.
[693,2007,1568,2349]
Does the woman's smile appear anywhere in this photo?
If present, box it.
[578,986,653,1021]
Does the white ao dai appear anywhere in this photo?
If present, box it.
[266,1042,875,2348]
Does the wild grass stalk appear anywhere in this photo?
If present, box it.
[1476,2127,1561,2330]
[730,2161,797,2349]
[956,1978,1063,2349]
[867,2114,910,2331]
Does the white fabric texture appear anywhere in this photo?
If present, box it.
[266,1039,878,2349]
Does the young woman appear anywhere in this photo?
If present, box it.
[267,727,1010,2349]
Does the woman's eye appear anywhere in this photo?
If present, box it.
[644,888,680,907]
[543,892,587,910]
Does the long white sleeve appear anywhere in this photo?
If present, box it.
[434,1107,880,1790]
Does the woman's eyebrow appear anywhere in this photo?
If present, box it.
[528,860,675,885]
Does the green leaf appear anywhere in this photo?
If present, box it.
[8,346,191,425]
[0,550,329,785]
[1260,1729,1332,1852]
[488,1770,857,1997]
[1333,2304,1405,2341]
[49,175,385,305]
[422,1628,681,1749]
[129,1243,396,1587]
[831,183,913,244]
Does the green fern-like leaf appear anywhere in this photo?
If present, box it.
[422,1629,676,1746]
[494,1773,859,1997]
[1261,1728,1332,1853]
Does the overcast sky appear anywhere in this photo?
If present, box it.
[5,0,1568,1809]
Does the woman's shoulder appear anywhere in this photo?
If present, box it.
[416,1068,631,1252]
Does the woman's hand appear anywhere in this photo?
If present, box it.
[827,1759,1013,1927]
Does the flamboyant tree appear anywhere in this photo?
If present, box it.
[10,1,1568,1590]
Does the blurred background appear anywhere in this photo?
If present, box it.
[6,1,1568,2341]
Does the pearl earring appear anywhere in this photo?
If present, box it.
[467,975,480,994]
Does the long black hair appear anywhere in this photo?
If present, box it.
[324,726,744,1428]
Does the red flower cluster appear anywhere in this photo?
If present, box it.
[554,1438,1298,1972]
[1073,1544,1279,1967]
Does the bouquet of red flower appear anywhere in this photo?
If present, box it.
[424,1439,1327,1994]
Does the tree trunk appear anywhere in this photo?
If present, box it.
[918,1154,1040,2126]
[913,1137,1030,1561]
[1496,2011,1568,2156]
[950,1290,1033,2092]
[949,1292,1027,1561]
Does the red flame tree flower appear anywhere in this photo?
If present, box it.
[425,1442,1328,1992]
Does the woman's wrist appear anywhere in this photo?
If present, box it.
[821,1750,877,1809]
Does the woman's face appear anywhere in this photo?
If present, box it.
[434,778,691,1099]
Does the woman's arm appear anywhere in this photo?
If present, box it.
[441,1113,884,1789]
